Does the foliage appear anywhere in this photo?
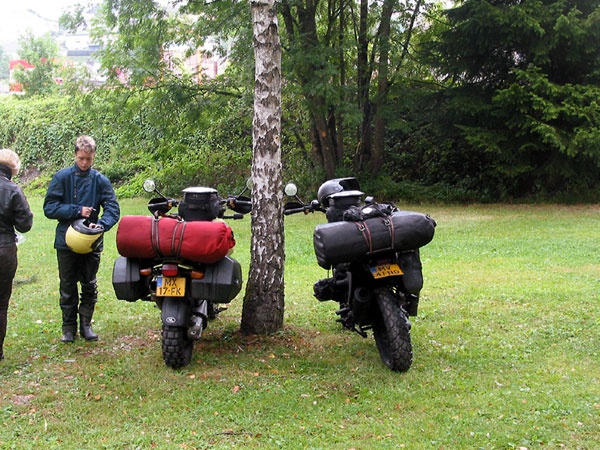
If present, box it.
[411,0,600,199]
[87,0,442,178]
[0,87,255,197]
[1,199,600,448]
[0,96,85,172]
[13,32,61,96]
[3,0,600,201]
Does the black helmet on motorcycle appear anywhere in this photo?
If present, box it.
[65,219,104,254]
[317,177,363,207]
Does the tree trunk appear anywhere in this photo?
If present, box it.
[354,0,371,173]
[336,0,346,163]
[241,0,284,335]
[371,0,395,175]
[281,0,339,179]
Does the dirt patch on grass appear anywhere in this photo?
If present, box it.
[11,394,35,406]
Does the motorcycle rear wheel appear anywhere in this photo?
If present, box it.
[162,325,193,369]
[372,288,412,372]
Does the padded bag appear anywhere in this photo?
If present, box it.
[314,210,436,269]
[116,216,235,263]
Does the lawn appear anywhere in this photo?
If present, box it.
[1,198,599,449]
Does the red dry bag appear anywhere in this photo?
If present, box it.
[116,216,235,263]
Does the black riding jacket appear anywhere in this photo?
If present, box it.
[0,164,33,247]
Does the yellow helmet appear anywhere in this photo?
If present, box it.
[65,219,104,254]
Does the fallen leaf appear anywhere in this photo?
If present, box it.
[233,385,240,394]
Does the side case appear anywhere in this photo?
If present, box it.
[112,256,149,301]
[191,256,242,303]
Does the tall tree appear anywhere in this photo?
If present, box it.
[422,0,600,196]
[13,31,60,96]
[241,0,284,334]
[371,0,423,174]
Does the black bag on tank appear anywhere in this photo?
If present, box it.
[313,210,436,269]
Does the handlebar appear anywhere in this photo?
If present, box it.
[231,200,252,208]
[226,196,252,215]
[284,206,311,215]
[284,199,323,216]
[148,197,178,215]
[222,213,245,220]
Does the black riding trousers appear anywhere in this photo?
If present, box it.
[57,249,101,333]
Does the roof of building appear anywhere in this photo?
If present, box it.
[9,60,35,70]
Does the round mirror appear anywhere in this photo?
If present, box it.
[284,182,298,197]
[143,179,156,193]
[245,177,253,190]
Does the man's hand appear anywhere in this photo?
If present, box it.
[81,206,94,218]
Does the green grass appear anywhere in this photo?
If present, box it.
[1,199,599,449]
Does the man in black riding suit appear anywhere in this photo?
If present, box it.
[44,136,120,343]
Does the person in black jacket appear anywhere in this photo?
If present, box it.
[44,136,120,343]
[0,149,33,361]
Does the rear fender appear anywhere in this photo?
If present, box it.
[161,298,191,327]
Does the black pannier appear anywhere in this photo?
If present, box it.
[398,250,423,294]
[190,256,242,303]
[112,256,150,301]
[313,210,436,269]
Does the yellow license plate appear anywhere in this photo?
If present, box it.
[156,277,186,297]
[370,264,403,279]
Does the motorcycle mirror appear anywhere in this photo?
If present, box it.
[284,182,298,197]
[143,179,156,193]
[235,177,253,199]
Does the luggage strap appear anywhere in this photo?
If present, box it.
[356,221,373,254]
[151,217,163,257]
[383,216,394,249]
[172,220,186,258]
[151,217,187,259]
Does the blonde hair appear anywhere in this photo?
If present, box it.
[0,148,21,176]
[75,135,97,154]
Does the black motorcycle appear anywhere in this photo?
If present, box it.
[112,179,252,369]
[284,178,436,371]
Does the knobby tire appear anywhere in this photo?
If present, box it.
[162,324,193,369]
[372,288,413,372]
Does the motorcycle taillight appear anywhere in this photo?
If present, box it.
[161,264,179,277]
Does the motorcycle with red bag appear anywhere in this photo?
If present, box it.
[284,178,436,372]
[112,179,251,369]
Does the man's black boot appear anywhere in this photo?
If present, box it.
[79,315,98,341]
[61,331,75,343]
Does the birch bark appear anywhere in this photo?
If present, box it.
[241,0,285,334]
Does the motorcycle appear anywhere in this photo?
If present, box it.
[283,178,436,371]
[112,179,252,369]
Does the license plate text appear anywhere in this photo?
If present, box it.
[370,264,403,279]
[156,277,185,297]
